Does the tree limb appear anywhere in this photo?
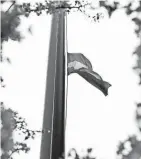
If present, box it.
[5,1,16,13]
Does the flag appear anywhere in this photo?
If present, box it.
[67,53,111,96]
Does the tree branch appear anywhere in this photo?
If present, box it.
[6,1,16,13]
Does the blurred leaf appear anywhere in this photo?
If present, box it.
[87,148,92,153]
[1,4,24,43]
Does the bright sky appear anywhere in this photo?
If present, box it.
[1,1,141,159]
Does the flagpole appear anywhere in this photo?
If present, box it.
[40,9,67,159]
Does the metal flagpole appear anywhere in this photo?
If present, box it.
[40,9,68,159]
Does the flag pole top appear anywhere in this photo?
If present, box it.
[48,0,70,14]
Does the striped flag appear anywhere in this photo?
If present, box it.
[67,53,111,96]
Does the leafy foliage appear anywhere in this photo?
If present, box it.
[117,135,141,159]
[19,0,103,21]
[1,3,24,43]
[132,20,141,85]
[68,148,96,159]
[124,1,141,86]
[136,103,141,132]
[107,1,141,159]
[0,76,6,88]
[1,0,141,159]
[0,102,43,159]
[1,102,14,159]
[1,1,24,64]
[99,1,119,17]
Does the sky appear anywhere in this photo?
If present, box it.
[1,1,141,159]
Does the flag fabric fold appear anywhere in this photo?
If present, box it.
[67,53,111,96]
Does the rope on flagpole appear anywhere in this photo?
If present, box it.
[65,11,68,125]
[64,11,69,158]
